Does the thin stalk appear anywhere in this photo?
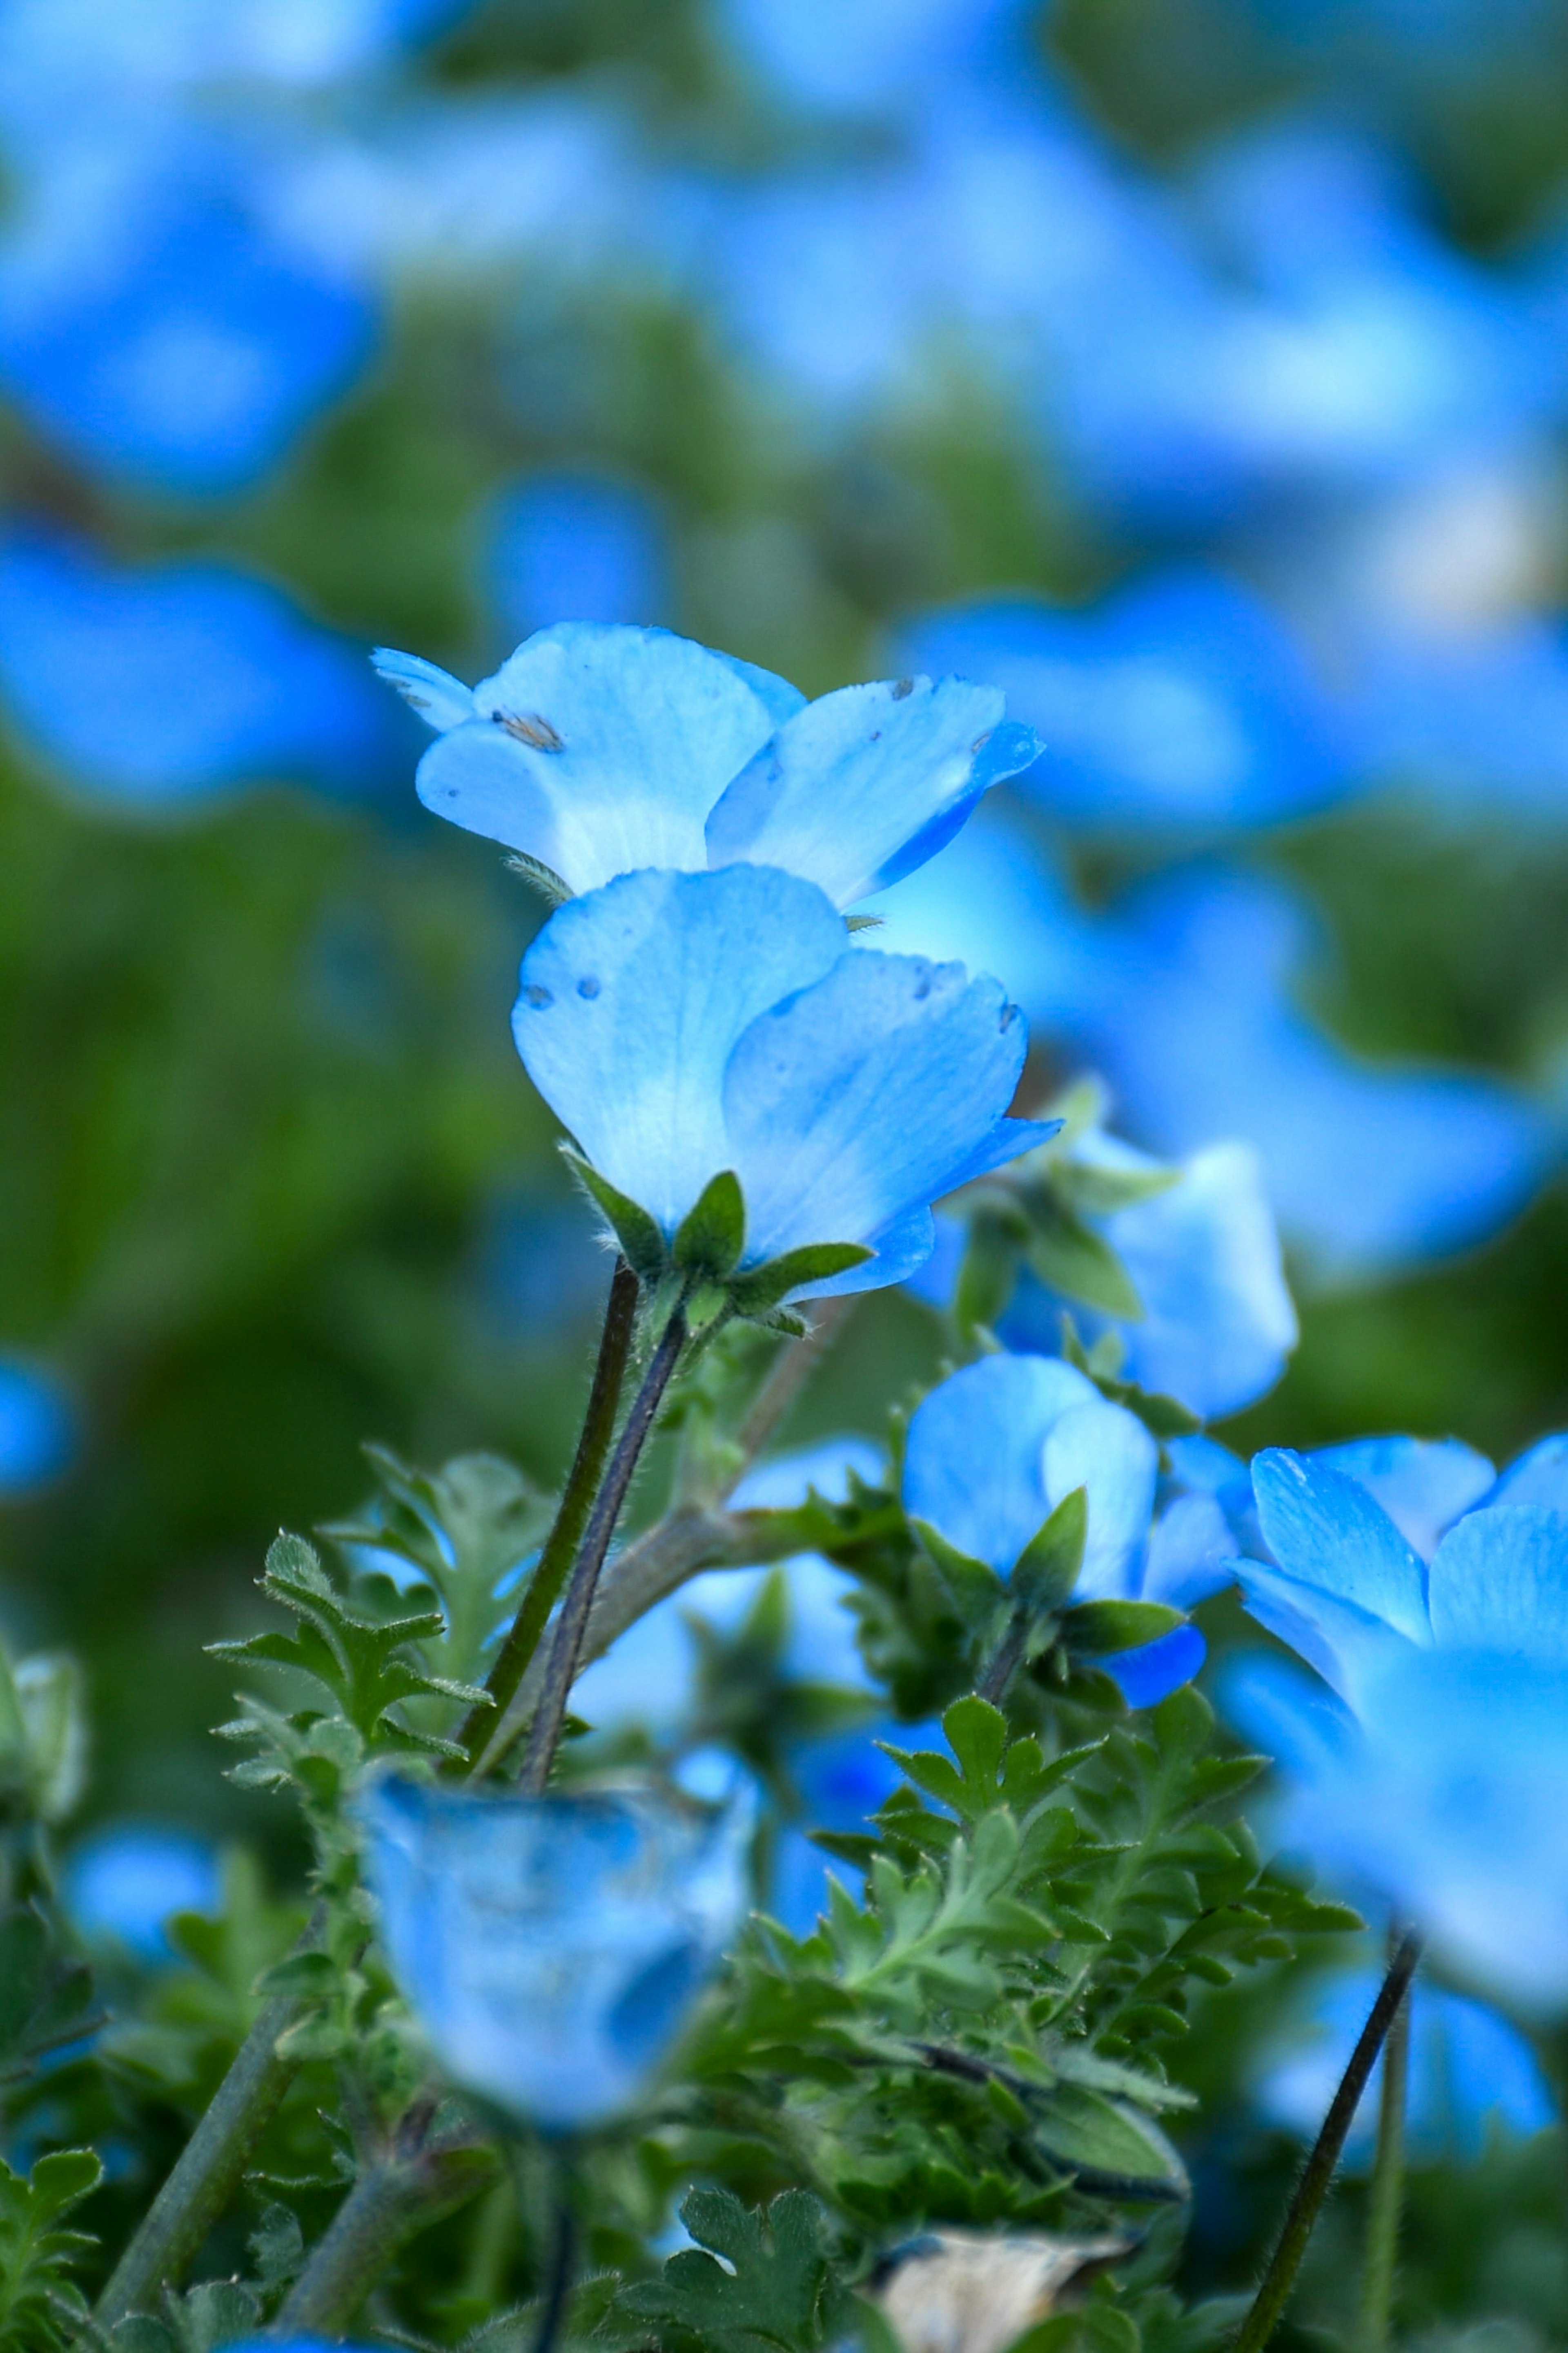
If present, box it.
[531,2196,577,2353]
[456,1258,639,1769]
[1233,1929,1422,2353]
[978,1610,1028,1706]
[1356,1936,1413,2353]
[94,1985,303,2326]
[518,1303,689,1794]
[275,2119,497,2336]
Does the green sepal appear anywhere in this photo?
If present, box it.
[673,1169,746,1278]
[1062,1599,1185,1655]
[1009,1486,1087,1616]
[1025,1205,1143,1320]
[909,1519,1007,1631]
[561,1148,666,1280]
[503,848,572,905]
[728,1240,872,1318]
[1060,1317,1201,1436]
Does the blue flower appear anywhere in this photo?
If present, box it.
[897,572,1353,832]
[512,865,1052,1298]
[772,1717,944,1936]
[375,622,1038,904]
[713,0,1040,118]
[1230,1434,1568,1702]
[1254,1963,1554,2166]
[0,531,401,806]
[1072,864,1550,1280]
[902,1354,1217,1705]
[65,1826,220,1960]
[1229,1645,1568,2011]
[0,1358,72,1493]
[0,138,372,497]
[363,1773,752,2131]
[484,474,670,644]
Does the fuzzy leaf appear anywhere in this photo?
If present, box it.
[562,1149,666,1279]
[674,1170,747,1278]
[729,1242,873,1318]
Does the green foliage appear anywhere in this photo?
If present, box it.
[0,1905,98,2092]
[612,2190,846,2353]
[674,1173,748,1281]
[0,2148,102,2351]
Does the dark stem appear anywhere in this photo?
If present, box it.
[457,1259,639,1770]
[1233,1929,1423,2353]
[94,1910,330,2325]
[532,2195,577,2353]
[977,1610,1028,1706]
[1356,1932,1414,2353]
[518,1304,689,1794]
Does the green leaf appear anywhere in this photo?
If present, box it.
[674,1170,747,1278]
[0,2148,102,2351]
[1057,1159,1181,1218]
[618,2188,840,2353]
[1062,1601,1185,1657]
[1010,1488,1088,1614]
[1025,1206,1143,1320]
[729,1242,873,1319]
[561,1148,666,1279]
[1031,2085,1189,2199]
[0,1906,98,2086]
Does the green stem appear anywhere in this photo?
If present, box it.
[518,1303,689,1794]
[977,1609,1028,1706]
[94,1985,304,2326]
[1233,1929,1422,2353]
[275,2114,498,2336]
[1356,1935,1413,2353]
[456,1258,639,1771]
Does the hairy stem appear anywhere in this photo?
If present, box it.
[1234,1929,1422,2353]
[457,1259,639,1770]
[531,2195,577,2353]
[977,1610,1029,1706]
[1356,1934,1414,2353]
[94,1985,304,2325]
[518,1304,689,1794]
[276,2117,497,2336]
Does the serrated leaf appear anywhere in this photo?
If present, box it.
[562,1149,666,1279]
[674,1170,746,1278]
[619,2188,837,2352]
[0,2148,102,2351]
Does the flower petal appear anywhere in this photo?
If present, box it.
[1232,1558,1412,1701]
[513,866,846,1237]
[1427,1505,1568,1662]
[705,674,1034,908]
[1484,1432,1568,1514]
[1312,1434,1496,1561]
[902,1353,1100,1575]
[372,647,478,732]
[1106,1625,1207,1708]
[1253,1448,1430,1643]
[419,623,782,890]
[723,949,1032,1270]
[1042,1399,1158,1601]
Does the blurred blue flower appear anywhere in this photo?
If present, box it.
[485,475,670,645]
[0,0,460,105]
[1255,1963,1554,2166]
[65,1826,220,1959]
[772,1716,944,1936]
[1227,1644,1568,2011]
[377,622,1037,905]
[1002,1131,1296,1423]
[512,865,1051,1298]
[0,1358,73,1492]
[574,1440,883,1735]
[902,1353,1215,1704]
[1074,864,1551,1280]
[713,0,1042,118]
[898,573,1353,831]
[1231,1434,1568,1702]
[364,1772,753,2130]
[0,532,401,806]
[0,136,373,496]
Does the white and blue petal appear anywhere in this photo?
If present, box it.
[1312,1434,1496,1561]
[1426,1506,1568,1662]
[1252,1449,1430,1644]
[705,674,1038,908]
[902,1353,1100,1575]
[723,950,1045,1269]
[371,648,478,732]
[416,624,782,890]
[513,866,846,1237]
[1485,1432,1568,1515]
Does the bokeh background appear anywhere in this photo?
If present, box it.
[3,0,1568,2337]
